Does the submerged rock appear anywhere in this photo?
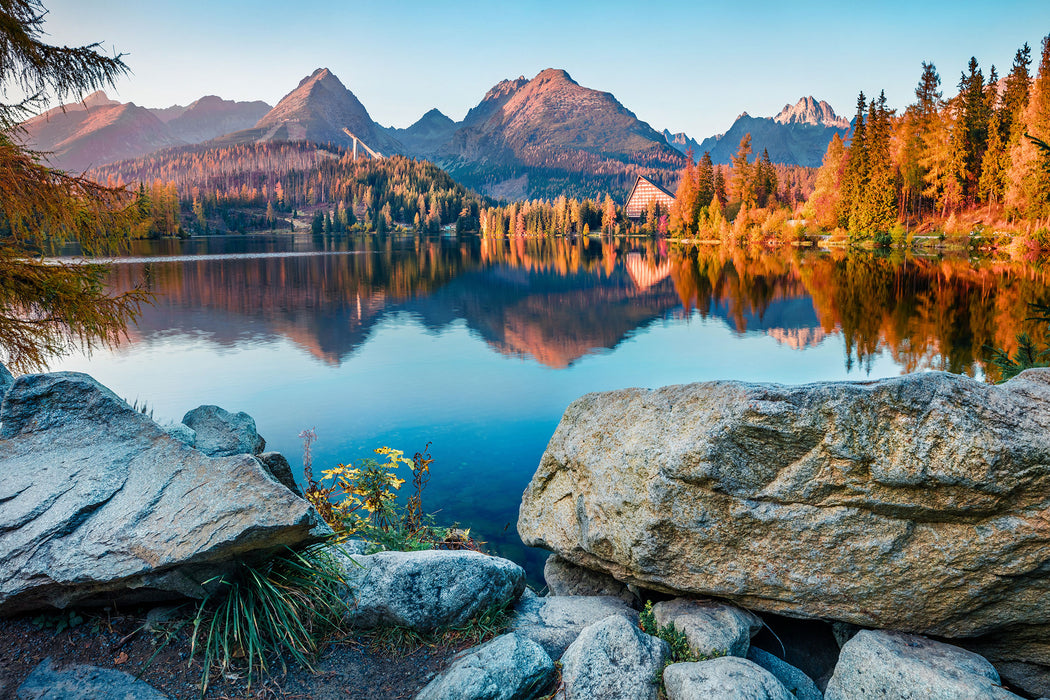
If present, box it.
[559,614,668,700]
[652,598,762,658]
[343,550,524,633]
[182,404,265,456]
[414,632,554,700]
[824,630,1022,700]
[0,372,327,614]
[518,370,1050,670]
[16,657,169,699]
[509,594,638,660]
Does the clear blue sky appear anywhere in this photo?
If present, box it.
[41,0,1050,139]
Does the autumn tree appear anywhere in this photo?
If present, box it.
[1006,35,1050,217]
[0,0,148,371]
[730,134,755,207]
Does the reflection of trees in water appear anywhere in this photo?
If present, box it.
[104,234,1050,377]
[669,245,1050,378]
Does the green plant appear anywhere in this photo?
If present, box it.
[639,600,724,696]
[362,598,514,656]
[986,302,1050,381]
[31,609,84,634]
[189,543,351,696]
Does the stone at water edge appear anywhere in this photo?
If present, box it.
[824,630,1023,700]
[544,554,636,604]
[0,372,328,614]
[414,633,554,700]
[257,451,303,495]
[558,614,668,700]
[663,657,795,700]
[509,594,639,660]
[341,549,524,633]
[518,370,1050,658]
[182,404,265,457]
[652,598,762,658]
[16,657,169,699]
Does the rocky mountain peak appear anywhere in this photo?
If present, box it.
[773,96,849,128]
[81,91,119,108]
[532,68,576,86]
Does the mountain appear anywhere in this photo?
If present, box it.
[220,68,401,155]
[165,95,271,143]
[422,68,683,200]
[18,91,184,172]
[664,97,850,168]
[386,108,457,155]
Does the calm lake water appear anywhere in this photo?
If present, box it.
[44,233,1050,580]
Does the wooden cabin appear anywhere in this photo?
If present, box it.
[624,175,676,220]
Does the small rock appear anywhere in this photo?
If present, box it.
[663,657,794,700]
[181,404,265,456]
[830,621,860,649]
[0,361,14,397]
[747,647,823,700]
[510,594,638,660]
[824,630,1023,700]
[544,554,635,605]
[160,420,196,447]
[653,598,762,657]
[414,632,554,700]
[559,614,668,700]
[256,451,302,495]
[344,550,524,632]
[17,657,169,699]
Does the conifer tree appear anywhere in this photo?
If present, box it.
[670,154,698,235]
[730,134,755,207]
[1000,43,1033,142]
[696,152,715,210]
[1006,35,1050,217]
[713,166,727,206]
[842,92,868,231]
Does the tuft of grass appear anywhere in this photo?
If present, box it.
[189,543,352,696]
[361,598,514,657]
[639,600,725,697]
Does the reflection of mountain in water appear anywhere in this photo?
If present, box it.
[104,236,1050,376]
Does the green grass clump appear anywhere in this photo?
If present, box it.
[190,543,351,696]
[362,598,514,656]
[639,600,724,697]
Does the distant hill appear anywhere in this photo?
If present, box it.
[17,91,270,172]
[165,95,271,143]
[18,92,184,172]
[413,68,684,200]
[386,108,457,155]
[664,97,850,167]
[218,68,402,155]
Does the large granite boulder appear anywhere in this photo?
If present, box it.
[16,657,169,699]
[414,633,554,700]
[825,630,1023,700]
[518,370,1050,669]
[342,550,525,633]
[181,404,265,457]
[0,372,327,614]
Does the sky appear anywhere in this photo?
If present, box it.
[37,0,1050,140]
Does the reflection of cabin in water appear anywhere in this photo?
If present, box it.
[624,175,676,219]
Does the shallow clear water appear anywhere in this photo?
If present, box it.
[43,233,1050,580]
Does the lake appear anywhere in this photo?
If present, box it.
[43,233,1050,582]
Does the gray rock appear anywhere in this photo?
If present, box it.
[0,361,13,397]
[831,621,861,649]
[160,420,196,447]
[343,550,524,633]
[559,614,668,700]
[653,598,762,658]
[414,633,554,700]
[544,554,635,605]
[962,625,1050,698]
[16,657,169,699]
[509,594,638,660]
[824,630,1024,700]
[181,404,265,456]
[747,647,823,700]
[0,372,327,614]
[518,369,1050,670]
[663,657,794,700]
[256,451,302,496]
[991,661,1050,698]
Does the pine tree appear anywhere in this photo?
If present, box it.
[730,134,755,207]
[957,57,990,201]
[713,166,728,206]
[1000,43,1033,143]
[842,92,869,231]
[1006,35,1050,217]
[696,152,715,210]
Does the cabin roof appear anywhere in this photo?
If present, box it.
[624,175,676,206]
